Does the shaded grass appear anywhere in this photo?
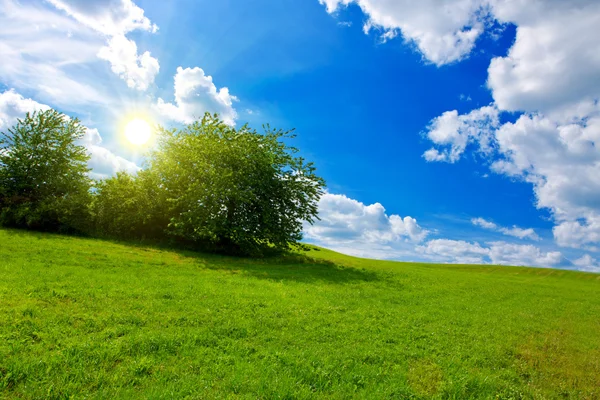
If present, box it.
[0,228,599,399]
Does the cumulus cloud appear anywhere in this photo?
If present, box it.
[471,217,540,241]
[572,254,600,273]
[487,0,600,118]
[487,242,563,267]
[306,193,428,242]
[417,239,489,264]
[303,193,569,269]
[553,218,600,252]
[417,239,563,267]
[0,89,138,177]
[319,0,488,65]
[156,67,238,126]
[417,1,600,252]
[46,0,160,90]
[0,89,51,129]
[97,35,159,91]
[492,114,600,219]
[423,105,499,162]
[86,144,139,177]
[304,193,428,259]
[427,108,600,250]
[303,193,572,270]
[427,110,600,219]
[80,127,139,177]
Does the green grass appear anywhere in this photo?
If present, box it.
[1,229,599,399]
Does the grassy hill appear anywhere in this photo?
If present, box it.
[0,229,599,399]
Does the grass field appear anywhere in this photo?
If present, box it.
[0,228,599,399]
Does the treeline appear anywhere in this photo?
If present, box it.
[0,110,325,255]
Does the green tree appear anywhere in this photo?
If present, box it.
[0,109,91,232]
[149,113,325,255]
[91,170,170,240]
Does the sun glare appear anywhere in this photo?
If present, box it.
[124,118,152,146]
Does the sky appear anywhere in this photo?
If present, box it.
[1,0,599,272]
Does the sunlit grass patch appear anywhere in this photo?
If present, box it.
[0,228,599,399]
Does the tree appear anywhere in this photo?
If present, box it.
[91,170,170,240]
[148,113,325,255]
[0,109,91,232]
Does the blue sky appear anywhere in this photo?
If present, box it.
[1,0,599,271]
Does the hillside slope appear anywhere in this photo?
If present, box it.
[0,229,599,399]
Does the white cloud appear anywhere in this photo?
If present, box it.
[304,193,428,258]
[81,127,103,146]
[491,114,600,219]
[471,217,540,241]
[0,89,51,129]
[0,0,109,107]
[426,110,600,222]
[487,0,600,118]
[426,107,600,250]
[46,0,157,36]
[320,0,488,65]
[319,0,600,88]
[490,112,600,250]
[97,34,159,91]
[500,227,539,241]
[306,193,428,243]
[572,254,600,273]
[418,1,600,252]
[0,0,158,102]
[487,242,563,267]
[87,144,139,177]
[80,127,139,176]
[417,239,489,264]
[553,218,600,251]
[156,67,238,126]
[0,89,138,177]
[423,105,499,162]
[471,217,496,230]
[46,0,160,90]
[417,239,563,267]
[303,193,584,270]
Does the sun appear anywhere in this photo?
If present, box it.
[124,118,152,146]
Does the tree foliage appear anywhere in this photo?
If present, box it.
[147,114,325,254]
[1,110,324,256]
[91,170,169,240]
[0,109,91,232]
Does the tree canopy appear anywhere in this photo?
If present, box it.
[1,110,324,255]
[0,109,91,232]
[145,113,325,254]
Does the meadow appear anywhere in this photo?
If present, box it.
[0,228,599,399]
